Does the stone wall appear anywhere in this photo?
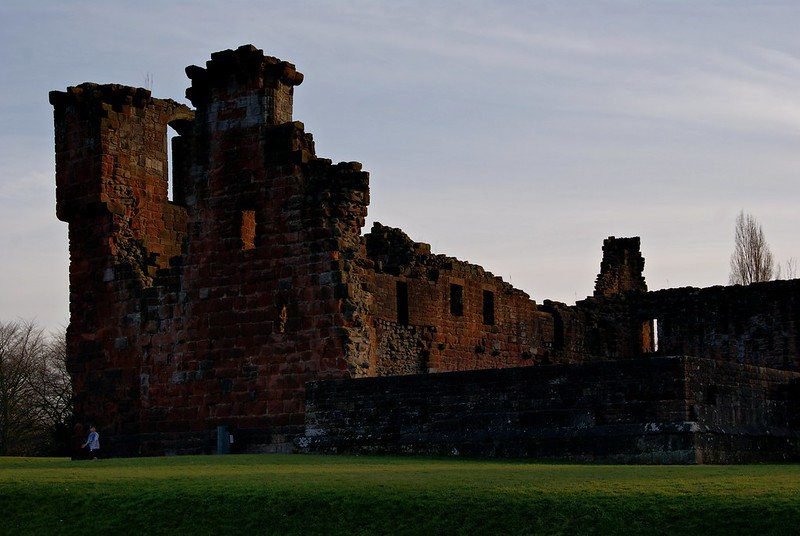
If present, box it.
[302,356,800,463]
[594,237,647,298]
[640,282,800,370]
[50,84,193,446]
[685,358,800,462]
[544,279,800,369]
[542,237,800,369]
[53,46,374,455]
[52,44,800,459]
[374,320,434,375]
[365,223,555,373]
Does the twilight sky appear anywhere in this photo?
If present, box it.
[1,1,799,331]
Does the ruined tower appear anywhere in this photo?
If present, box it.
[594,236,647,298]
[50,83,193,443]
[52,46,374,454]
[52,45,800,461]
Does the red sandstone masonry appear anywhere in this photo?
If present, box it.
[52,46,557,454]
[301,356,800,463]
[50,84,192,445]
[365,223,554,374]
[52,45,800,456]
[53,47,374,455]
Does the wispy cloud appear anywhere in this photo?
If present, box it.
[1,1,799,325]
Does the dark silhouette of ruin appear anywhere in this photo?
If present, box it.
[51,45,800,462]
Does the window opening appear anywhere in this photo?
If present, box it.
[278,304,288,333]
[396,281,409,326]
[482,290,495,325]
[642,318,658,353]
[241,210,256,250]
[450,284,464,316]
[653,318,659,352]
[166,125,178,202]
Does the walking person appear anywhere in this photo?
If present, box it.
[81,425,101,460]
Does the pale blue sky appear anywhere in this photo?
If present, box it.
[1,1,799,330]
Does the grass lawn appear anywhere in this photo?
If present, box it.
[2,455,800,535]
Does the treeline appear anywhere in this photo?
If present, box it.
[0,320,71,456]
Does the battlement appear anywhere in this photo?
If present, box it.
[185,44,302,126]
[49,83,154,110]
[51,82,194,221]
[49,82,193,123]
[187,44,304,92]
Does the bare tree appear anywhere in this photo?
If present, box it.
[0,321,43,454]
[776,257,798,280]
[30,331,72,453]
[0,321,71,455]
[729,211,775,285]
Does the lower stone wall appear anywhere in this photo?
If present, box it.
[686,358,800,463]
[100,426,286,457]
[300,356,800,463]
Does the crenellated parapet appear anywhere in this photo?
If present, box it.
[49,82,195,329]
[50,83,193,247]
[185,44,303,127]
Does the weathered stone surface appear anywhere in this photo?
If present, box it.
[52,44,800,461]
[54,46,370,456]
[365,222,552,374]
[301,357,800,463]
[594,236,647,298]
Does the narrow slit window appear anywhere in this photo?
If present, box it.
[241,210,256,251]
[450,284,464,316]
[642,318,658,353]
[482,290,495,325]
[277,304,288,333]
[166,125,178,202]
[396,281,409,326]
[653,318,659,352]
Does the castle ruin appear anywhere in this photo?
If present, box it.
[51,45,800,462]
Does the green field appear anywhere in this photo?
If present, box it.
[2,455,800,535]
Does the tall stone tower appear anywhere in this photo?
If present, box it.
[50,83,193,444]
[51,45,374,455]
